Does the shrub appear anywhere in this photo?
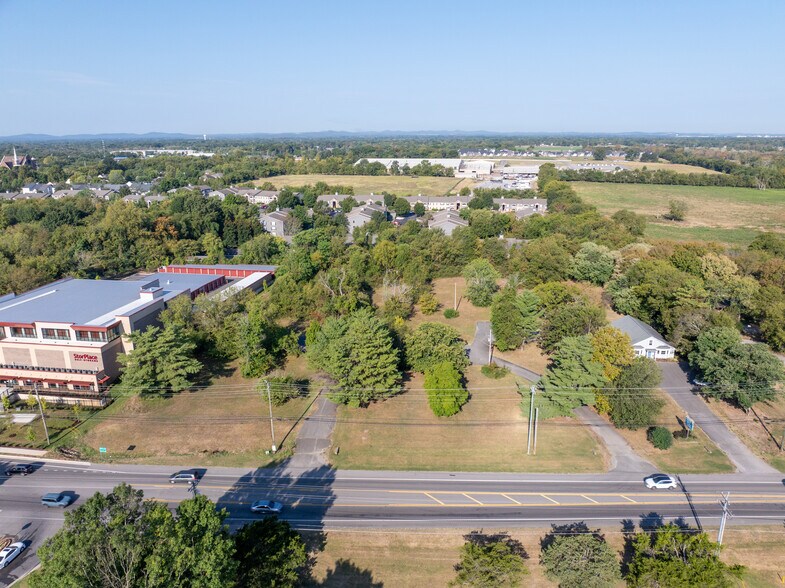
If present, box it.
[260,376,309,406]
[647,426,673,450]
[444,308,459,319]
[481,363,509,379]
[418,292,439,315]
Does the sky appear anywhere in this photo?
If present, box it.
[1,0,784,136]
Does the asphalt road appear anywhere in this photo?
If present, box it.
[2,459,784,585]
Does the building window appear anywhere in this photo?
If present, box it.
[42,328,71,341]
[10,327,36,338]
[75,330,107,342]
[106,325,121,341]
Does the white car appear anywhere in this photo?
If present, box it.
[644,474,679,490]
[0,542,26,570]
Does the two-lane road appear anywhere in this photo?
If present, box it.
[1,460,784,585]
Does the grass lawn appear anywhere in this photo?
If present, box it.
[0,410,76,450]
[610,391,734,474]
[255,174,463,196]
[492,157,718,175]
[68,356,321,467]
[572,182,785,235]
[644,223,762,247]
[303,525,785,588]
[404,276,490,342]
[330,366,608,473]
[709,394,785,473]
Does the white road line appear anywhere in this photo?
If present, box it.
[501,494,521,505]
[424,493,445,505]
[581,495,599,504]
[463,494,484,505]
[541,495,560,504]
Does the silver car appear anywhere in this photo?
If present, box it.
[250,500,283,514]
[0,542,26,569]
[644,474,679,490]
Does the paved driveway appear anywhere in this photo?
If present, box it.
[658,362,777,474]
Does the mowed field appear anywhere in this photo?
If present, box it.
[492,158,719,175]
[573,182,785,246]
[330,366,608,473]
[304,526,785,588]
[255,174,464,196]
[74,357,320,467]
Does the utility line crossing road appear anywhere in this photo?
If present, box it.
[1,460,785,585]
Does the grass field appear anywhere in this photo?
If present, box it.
[304,526,785,588]
[610,391,735,474]
[255,174,463,196]
[70,356,320,467]
[572,182,785,245]
[403,276,490,341]
[0,410,75,450]
[710,394,785,473]
[494,157,718,175]
[330,366,608,473]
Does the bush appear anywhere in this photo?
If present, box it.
[260,376,309,406]
[647,426,673,450]
[444,308,459,319]
[418,292,439,315]
[481,363,509,379]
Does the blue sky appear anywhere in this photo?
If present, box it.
[1,0,784,135]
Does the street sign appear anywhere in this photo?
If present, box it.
[685,417,695,432]
[99,447,107,453]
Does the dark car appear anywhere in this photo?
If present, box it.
[5,464,34,476]
[41,492,74,508]
[169,470,201,484]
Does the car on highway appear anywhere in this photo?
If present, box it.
[644,474,679,490]
[0,542,26,570]
[41,492,74,508]
[4,464,34,476]
[169,470,201,484]
[250,499,283,514]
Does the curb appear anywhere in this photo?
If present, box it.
[0,452,91,467]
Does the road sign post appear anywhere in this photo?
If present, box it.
[684,415,695,438]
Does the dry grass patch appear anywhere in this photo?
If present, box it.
[79,356,319,466]
[255,174,462,196]
[406,277,491,341]
[330,366,608,473]
[496,343,549,375]
[709,395,785,473]
[609,390,734,474]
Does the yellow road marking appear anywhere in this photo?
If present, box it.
[424,493,445,505]
[502,494,521,505]
[582,495,599,504]
[463,494,484,505]
[541,495,560,504]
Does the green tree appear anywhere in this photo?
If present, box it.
[539,336,607,416]
[540,533,620,588]
[611,209,647,236]
[589,326,634,382]
[413,202,426,216]
[689,327,785,409]
[424,360,469,417]
[234,518,307,588]
[608,357,664,430]
[570,242,616,285]
[592,147,608,161]
[202,231,226,263]
[405,322,469,373]
[417,291,439,315]
[451,535,528,587]
[462,258,500,307]
[627,524,743,587]
[392,197,411,216]
[541,302,607,353]
[491,287,541,351]
[118,325,202,393]
[308,309,401,406]
[537,163,559,190]
[664,199,688,221]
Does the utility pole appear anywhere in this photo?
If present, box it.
[527,385,536,455]
[717,492,732,546]
[533,407,540,455]
[454,282,457,311]
[264,380,276,452]
[33,383,50,445]
[779,427,785,452]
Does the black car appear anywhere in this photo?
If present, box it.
[5,464,34,476]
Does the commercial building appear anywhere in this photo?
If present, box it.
[0,264,276,405]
